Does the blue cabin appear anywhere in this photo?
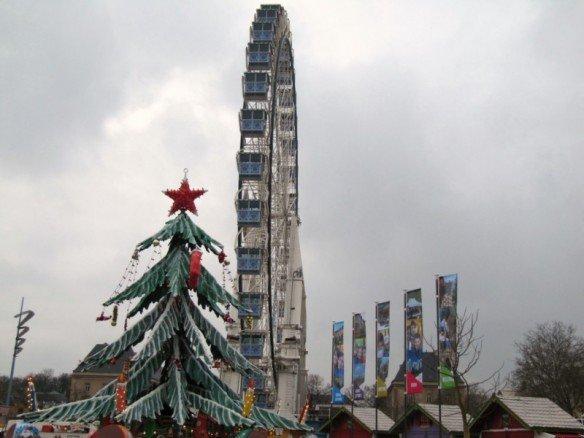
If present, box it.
[241,375,265,391]
[237,199,263,227]
[243,72,269,98]
[239,109,267,136]
[238,152,266,179]
[255,392,268,408]
[239,293,263,318]
[247,42,271,68]
[240,334,264,358]
[256,7,279,23]
[252,22,274,42]
[237,248,262,274]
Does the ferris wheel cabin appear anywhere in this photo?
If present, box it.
[251,22,275,42]
[247,42,272,69]
[243,72,269,99]
[239,109,267,136]
[237,152,266,179]
[236,199,264,227]
[236,247,263,274]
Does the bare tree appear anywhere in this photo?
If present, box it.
[306,374,329,397]
[513,321,584,415]
[427,309,502,438]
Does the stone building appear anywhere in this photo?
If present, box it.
[383,352,464,418]
[69,344,134,401]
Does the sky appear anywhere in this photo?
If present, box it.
[1,1,583,390]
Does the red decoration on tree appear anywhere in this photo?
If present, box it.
[188,249,203,290]
[222,313,234,324]
[218,251,226,264]
[115,362,130,413]
[163,177,206,216]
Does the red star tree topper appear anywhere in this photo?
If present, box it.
[163,177,206,216]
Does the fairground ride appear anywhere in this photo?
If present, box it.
[221,4,308,418]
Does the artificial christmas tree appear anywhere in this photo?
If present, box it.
[21,176,309,435]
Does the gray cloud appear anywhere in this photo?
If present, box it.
[1,0,583,390]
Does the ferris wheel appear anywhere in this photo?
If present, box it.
[222,5,307,417]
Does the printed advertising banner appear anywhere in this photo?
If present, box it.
[405,289,423,394]
[376,302,390,397]
[437,274,458,389]
[331,321,345,404]
[352,313,366,400]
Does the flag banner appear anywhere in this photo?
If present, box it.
[331,321,345,404]
[439,364,455,389]
[405,289,423,394]
[352,313,366,401]
[437,274,458,387]
[376,301,390,397]
[406,371,423,394]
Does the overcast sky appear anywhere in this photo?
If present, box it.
[1,1,583,389]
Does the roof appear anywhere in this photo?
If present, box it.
[389,403,466,435]
[73,344,134,374]
[473,395,584,432]
[418,404,466,433]
[390,352,439,385]
[319,405,394,432]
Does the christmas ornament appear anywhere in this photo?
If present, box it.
[26,375,37,412]
[218,251,226,264]
[115,361,130,413]
[242,379,256,418]
[96,311,111,322]
[111,305,118,327]
[298,397,310,424]
[222,313,234,324]
[245,316,254,330]
[188,249,203,290]
[163,174,206,216]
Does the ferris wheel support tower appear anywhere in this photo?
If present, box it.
[221,5,307,417]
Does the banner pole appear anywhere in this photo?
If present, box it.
[351,313,355,438]
[436,276,443,438]
[330,320,334,423]
[403,290,407,438]
[375,302,378,437]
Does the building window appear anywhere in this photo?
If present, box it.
[84,383,91,392]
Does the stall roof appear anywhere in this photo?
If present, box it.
[472,395,584,432]
[319,405,394,433]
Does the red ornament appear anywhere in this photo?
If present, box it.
[188,249,203,290]
[222,313,234,324]
[246,378,256,390]
[115,364,129,413]
[218,251,226,264]
[163,178,206,216]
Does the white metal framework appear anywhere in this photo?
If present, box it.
[221,4,307,418]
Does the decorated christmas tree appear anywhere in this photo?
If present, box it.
[21,176,309,435]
